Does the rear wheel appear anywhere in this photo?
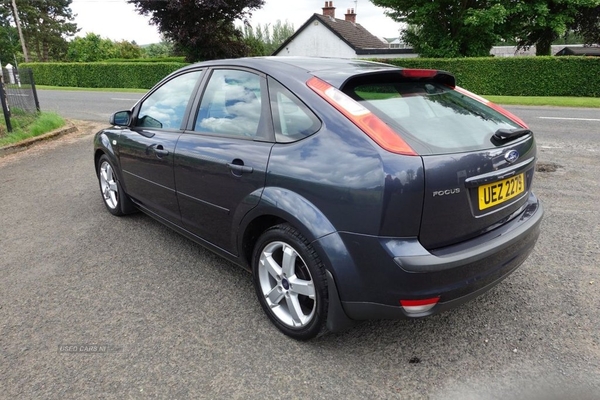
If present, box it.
[252,224,328,340]
[97,155,134,216]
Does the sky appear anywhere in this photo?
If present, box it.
[70,0,403,46]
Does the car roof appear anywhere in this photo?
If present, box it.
[182,57,402,88]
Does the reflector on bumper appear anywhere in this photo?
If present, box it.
[400,297,440,314]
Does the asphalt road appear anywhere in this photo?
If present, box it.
[38,90,143,122]
[1,94,599,399]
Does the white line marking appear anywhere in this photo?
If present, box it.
[539,117,600,122]
[110,98,139,101]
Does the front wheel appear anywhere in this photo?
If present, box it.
[252,224,328,340]
[97,155,134,216]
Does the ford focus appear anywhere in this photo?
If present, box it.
[94,57,543,340]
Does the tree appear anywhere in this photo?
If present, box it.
[370,0,510,57]
[269,20,295,55]
[66,33,117,62]
[144,37,176,58]
[571,5,600,45]
[0,7,21,64]
[243,20,295,56]
[114,40,143,59]
[11,0,78,61]
[505,0,600,56]
[66,34,145,62]
[371,0,600,57]
[243,24,268,56]
[128,0,265,62]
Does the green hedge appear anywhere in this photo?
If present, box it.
[375,56,600,97]
[102,57,187,63]
[22,57,600,96]
[20,62,189,89]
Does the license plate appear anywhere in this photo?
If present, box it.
[478,173,525,210]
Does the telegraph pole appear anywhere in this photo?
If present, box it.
[10,0,29,63]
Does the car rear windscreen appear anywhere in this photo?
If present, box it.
[344,80,521,155]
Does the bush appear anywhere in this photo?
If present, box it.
[375,56,600,97]
[20,62,189,89]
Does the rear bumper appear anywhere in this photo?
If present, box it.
[325,192,543,322]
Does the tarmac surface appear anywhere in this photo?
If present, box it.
[1,103,599,398]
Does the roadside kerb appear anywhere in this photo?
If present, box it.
[0,121,78,157]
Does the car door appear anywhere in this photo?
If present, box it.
[118,70,203,223]
[174,68,274,254]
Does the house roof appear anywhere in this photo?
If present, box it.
[555,46,600,56]
[273,13,389,55]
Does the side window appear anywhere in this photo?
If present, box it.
[136,70,202,130]
[268,77,321,143]
[194,69,264,138]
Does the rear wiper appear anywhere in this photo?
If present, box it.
[493,128,532,141]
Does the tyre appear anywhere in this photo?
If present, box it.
[252,224,328,340]
[97,155,135,216]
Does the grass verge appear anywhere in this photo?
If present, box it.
[37,85,147,93]
[0,111,66,147]
[484,95,600,108]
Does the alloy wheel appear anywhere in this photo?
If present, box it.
[99,161,119,210]
[257,241,317,328]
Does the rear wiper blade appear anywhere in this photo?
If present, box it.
[493,128,532,141]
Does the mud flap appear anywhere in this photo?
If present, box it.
[326,270,359,333]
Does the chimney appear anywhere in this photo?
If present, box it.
[322,1,336,19]
[345,8,356,23]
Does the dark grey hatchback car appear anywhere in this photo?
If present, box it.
[94,57,543,340]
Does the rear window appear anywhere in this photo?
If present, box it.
[344,81,520,155]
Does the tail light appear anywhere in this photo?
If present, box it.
[307,77,416,156]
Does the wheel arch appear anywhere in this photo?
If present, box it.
[94,148,106,174]
[94,132,136,215]
[237,187,338,269]
[240,214,287,269]
[93,131,127,188]
[94,131,117,165]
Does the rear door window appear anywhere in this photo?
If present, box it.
[193,69,268,139]
[345,80,520,155]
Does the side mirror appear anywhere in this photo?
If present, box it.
[109,110,131,126]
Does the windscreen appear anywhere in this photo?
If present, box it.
[344,80,521,155]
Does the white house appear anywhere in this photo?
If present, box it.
[273,1,417,59]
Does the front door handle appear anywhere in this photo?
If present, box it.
[155,148,169,157]
[227,162,253,174]
[148,144,169,158]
